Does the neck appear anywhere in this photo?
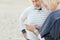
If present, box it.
[35,5,41,10]
[35,7,41,10]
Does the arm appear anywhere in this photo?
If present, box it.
[19,7,30,31]
[19,11,27,31]
[19,9,29,40]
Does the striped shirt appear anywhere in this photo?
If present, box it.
[19,5,50,30]
[19,5,50,40]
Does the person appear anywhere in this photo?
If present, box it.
[19,0,50,40]
[40,0,60,40]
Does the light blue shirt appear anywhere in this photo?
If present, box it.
[19,5,50,40]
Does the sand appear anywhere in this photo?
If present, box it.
[0,0,31,40]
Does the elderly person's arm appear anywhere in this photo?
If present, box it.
[19,8,29,40]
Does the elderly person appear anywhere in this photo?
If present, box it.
[40,0,60,40]
[19,0,50,40]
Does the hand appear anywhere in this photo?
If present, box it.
[25,24,35,32]
[34,25,40,30]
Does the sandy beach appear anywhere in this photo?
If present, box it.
[0,0,31,40]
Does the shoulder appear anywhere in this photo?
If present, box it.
[23,5,34,13]
[20,5,34,17]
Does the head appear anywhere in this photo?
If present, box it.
[31,0,42,9]
[43,0,59,11]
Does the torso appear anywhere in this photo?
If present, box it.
[27,6,50,27]
[25,5,51,40]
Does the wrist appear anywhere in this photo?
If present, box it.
[34,29,38,33]
[22,29,26,34]
[33,29,39,36]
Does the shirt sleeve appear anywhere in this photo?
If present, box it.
[19,8,29,32]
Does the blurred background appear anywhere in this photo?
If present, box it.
[0,0,31,40]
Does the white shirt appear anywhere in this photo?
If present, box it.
[19,5,50,40]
